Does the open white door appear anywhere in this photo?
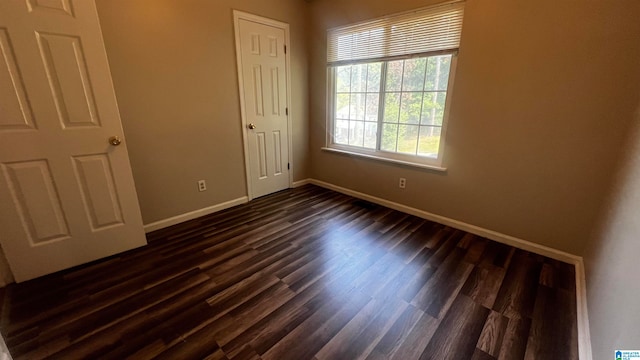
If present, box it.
[0,0,146,282]
[234,11,292,200]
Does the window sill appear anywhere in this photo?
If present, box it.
[321,147,447,172]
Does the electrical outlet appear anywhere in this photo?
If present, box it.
[198,180,207,192]
[399,177,406,189]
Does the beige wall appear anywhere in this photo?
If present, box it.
[95,0,309,224]
[308,0,640,255]
[584,103,640,359]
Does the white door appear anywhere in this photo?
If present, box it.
[235,14,290,199]
[0,0,146,282]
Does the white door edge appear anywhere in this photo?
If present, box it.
[233,10,293,201]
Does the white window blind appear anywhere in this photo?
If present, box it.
[327,1,465,65]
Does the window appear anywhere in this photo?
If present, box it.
[325,2,465,169]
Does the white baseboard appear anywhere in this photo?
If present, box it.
[292,178,312,188]
[310,179,578,262]
[143,196,248,233]
[308,178,592,360]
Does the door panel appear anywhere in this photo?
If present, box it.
[0,0,146,282]
[72,154,124,230]
[256,132,267,179]
[37,32,101,128]
[27,0,75,16]
[2,160,70,244]
[270,67,280,115]
[252,65,264,116]
[237,18,289,198]
[273,130,282,175]
[0,29,36,131]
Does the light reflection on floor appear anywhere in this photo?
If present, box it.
[318,221,426,304]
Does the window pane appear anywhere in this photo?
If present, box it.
[436,56,452,90]
[381,123,398,152]
[364,122,377,149]
[350,93,365,120]
[418,126,442,157]
[402,58,426,91]
[349,121,365,146]
[367,63,382,92]
[383,92,400,123]
[336,93,350,119]
[336,66,351,93]
[421,91,447,126]
[365,93,379,121]
[425,55,452,91]
[421,91,446,125]
[397,125,419,154]
[335,119,349,144]
[332,56,451,156]
[351,64,368,93]
[385,60,403,91]
[400,93,422,125]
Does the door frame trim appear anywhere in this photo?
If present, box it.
[233,10,293,201]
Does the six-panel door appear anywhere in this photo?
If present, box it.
[0,0,146,282]
[238,18,290,199]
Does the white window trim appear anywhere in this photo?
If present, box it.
[324,53,458,171]
[320,146,449,171]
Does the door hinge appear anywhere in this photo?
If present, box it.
[284,45,287,54]
[285,107,289,116]
[287,163,290,170]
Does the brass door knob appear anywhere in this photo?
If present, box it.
[108,136,122,146]
[248,123,256,129]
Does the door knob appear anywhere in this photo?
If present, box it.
[108,136,122,146]
[248,123,256,129]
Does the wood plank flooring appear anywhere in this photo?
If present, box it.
[0,185,578,359]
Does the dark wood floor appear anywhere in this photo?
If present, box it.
[0,185,578,360]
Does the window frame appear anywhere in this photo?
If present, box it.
[325,51,458,170]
